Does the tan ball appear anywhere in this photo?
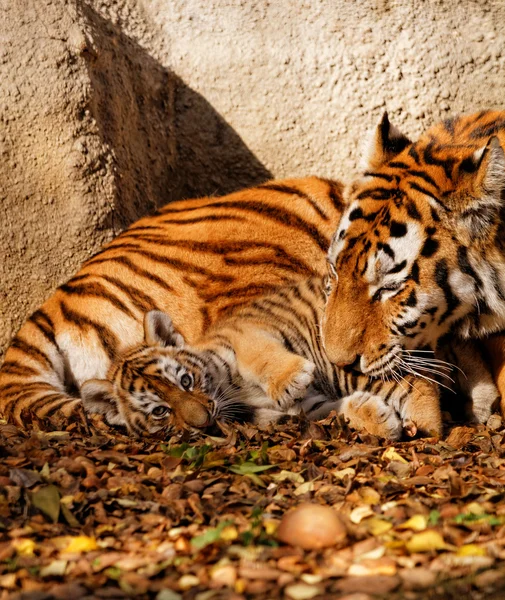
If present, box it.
[277,503,347,549]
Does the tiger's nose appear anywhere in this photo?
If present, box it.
[343,355,363,373]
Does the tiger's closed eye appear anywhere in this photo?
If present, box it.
[372,282,403,302]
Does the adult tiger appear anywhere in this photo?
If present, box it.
[0,177,344,429]
[323,110,505,417]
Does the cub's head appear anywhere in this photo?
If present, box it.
[81,311,220,437]
[323,111,505,377]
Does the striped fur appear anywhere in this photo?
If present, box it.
[324,110,505,419]
[107,279,448,440]
[0,177,344,432]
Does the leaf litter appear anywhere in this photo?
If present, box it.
[1,411,505,599]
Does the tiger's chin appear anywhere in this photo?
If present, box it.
[358,345,403,378]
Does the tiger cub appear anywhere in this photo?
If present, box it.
[86,278,455,440]
[0,177,344,431]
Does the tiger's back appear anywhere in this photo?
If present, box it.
[0,177,344,425]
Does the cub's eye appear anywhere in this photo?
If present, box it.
[180,373,193,391]
[372,282,402,302]
[152,405,169,418]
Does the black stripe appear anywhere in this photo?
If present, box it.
[260,183,329,221]
[158,215,247,226]
[408,145,421,164]
[320,178,345,212]
[423,141,456,180]
[30,310,57,347]
[159,201,330,252]
[408,182,449,212]
[88,246,234,284]
[389,161,410,169]
[60,282,137,320]
[408,170,440,190]
[406,200,422,221]
[435,259,460,324]
[9,338,53,371]
[0,361,40,377]
[99,275,155,313]
[469,118,505,139]
[457,246,482,287]
[83,255,175,293]
[59,301,119,359]
[356,187,403,201]
[363,171,395,182]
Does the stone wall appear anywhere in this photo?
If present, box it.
[1,0,504,357]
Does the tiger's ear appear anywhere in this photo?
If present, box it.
[144,310,185,348]
[81,379,121,423]
[451,136,505,240]
[360,112,412,171]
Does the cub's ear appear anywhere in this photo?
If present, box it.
[360,112,412,171]
[453,136,505,240]
[144,310,185,348]
[81,379,122,424]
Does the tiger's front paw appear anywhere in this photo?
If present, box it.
[267,358,315,409]
[342,392,403,440]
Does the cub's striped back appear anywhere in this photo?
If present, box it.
[0,177,344,430]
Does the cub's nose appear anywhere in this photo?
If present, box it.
[179,399,211,429]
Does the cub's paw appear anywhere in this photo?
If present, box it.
[267,358,316,409]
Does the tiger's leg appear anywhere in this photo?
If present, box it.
[438,339,499,423]
[480,335,505,419]
[224,326,315,409]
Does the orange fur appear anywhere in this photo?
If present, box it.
[0,177,344,430]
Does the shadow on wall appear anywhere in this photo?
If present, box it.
[79,2,272,233]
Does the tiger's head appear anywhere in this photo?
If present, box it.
[81,311,240,437]
[323,111,505,377]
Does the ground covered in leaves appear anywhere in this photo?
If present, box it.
[2,414,505,600]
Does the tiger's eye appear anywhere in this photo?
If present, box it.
[152,405,169,417]
[180,373,193,390]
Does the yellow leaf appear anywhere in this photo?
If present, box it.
[364,517,393,536]
[360,487,381,505]
[382,447,408,463]
[406,530,446,553]
[220,526,238,542]
[350,506,374,524]
[456,544,487,557]
[294,481,314,496]
[465,502,485,516]
[333,467,355,480]
[13,538,36,556]
[62,535,98,554]
[264,520,279,535]
[398,515,428,532]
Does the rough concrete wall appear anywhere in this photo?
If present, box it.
[146,0,505,178]
[1,0,505,357]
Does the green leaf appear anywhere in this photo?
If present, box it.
[30,485,60,523]
[190,520,234,550]
[428,510,440,526]
[229,462,276,475]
